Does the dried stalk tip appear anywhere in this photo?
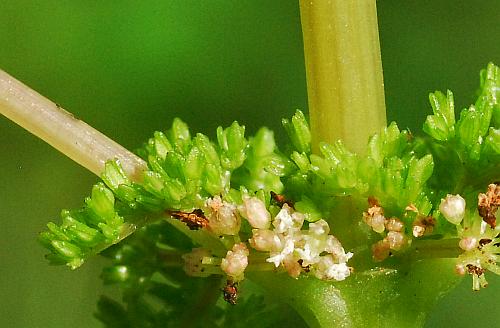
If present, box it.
[363,197,385,233]
[222,280,238,305]
[478,184,499,228]
[412,216,436,238]
[168,209,209,230]
[270,191,295,208]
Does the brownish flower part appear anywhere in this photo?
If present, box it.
[368,196,380,208]
[455,264,466,276]
[372,239,391,262]
[478,183,500,229]
[270,191,295,208]
[298,259,311,273]
[386,231,407,251]
[222,280,238,305]
[479,239,493,248]
[466,264,486,276]
[385,218,404,232]
[412,216,436,237]
[405,204,418,213]
[363,197,386,233]
[167,209,208,230]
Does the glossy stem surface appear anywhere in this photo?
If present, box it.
[0,69,146,181]
[300,0,387,154]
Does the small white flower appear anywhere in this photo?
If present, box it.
[295,240,320,266]
[386,231,407,251]
[459,236,478,251]
[363,202,386,233]
[291,211,305,230]
[221,243,249,280]
[309,219,330,235]
[240,196,271,229]
[206,196,240,235]
[249,229,281,252]
[273,205,295,233]
[385,218,404,232]
[314,255,352,281]
[266,236,295,267]
[439,194,466,225]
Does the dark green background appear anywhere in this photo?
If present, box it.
[0,1,499,327]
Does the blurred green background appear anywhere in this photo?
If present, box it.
[0,1,498,327]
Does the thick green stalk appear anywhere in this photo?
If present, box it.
[250,259,459,328]
[299,0,386,154]
[294,3,462,327]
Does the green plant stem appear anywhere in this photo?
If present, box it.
[408,238,462,260]
[299,0,387,154]
[0,69,147,182]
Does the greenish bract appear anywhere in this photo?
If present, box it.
[39,63,499,327]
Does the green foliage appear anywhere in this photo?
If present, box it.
[40,118,288,268]
[95,222,307,328]
[39,63,500,327]
[39,182,126,269]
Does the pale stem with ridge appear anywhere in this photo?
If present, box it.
[299,0,387,155]
[0,69,147,182]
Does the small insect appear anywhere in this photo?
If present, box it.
[167,209,208,230]
[222,280,238,305]
[270,191,294,208]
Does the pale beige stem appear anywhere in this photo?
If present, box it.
[300,0,387,155]
[0,70,147,181]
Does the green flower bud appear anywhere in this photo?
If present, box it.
[282,110,311,153]
[102,160,130,192]
[217,122,247,170]
[184,146,204,181]
[194,133,220,165]
[423,90,455,141]
[153,131,172,159]
[86,183,116,221]
[51,240,82,261]
[168,118,191,155]
[204,163,225,195]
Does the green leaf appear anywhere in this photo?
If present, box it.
[295,196,322,222]
[484,128,500,154]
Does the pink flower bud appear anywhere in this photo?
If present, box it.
[241,197,271,229]
[221,243,249,280]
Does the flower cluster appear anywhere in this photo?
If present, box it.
[181,195,353,286]
[363,198,410,261]
[247,201,353,281]
[452,186,500,290]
